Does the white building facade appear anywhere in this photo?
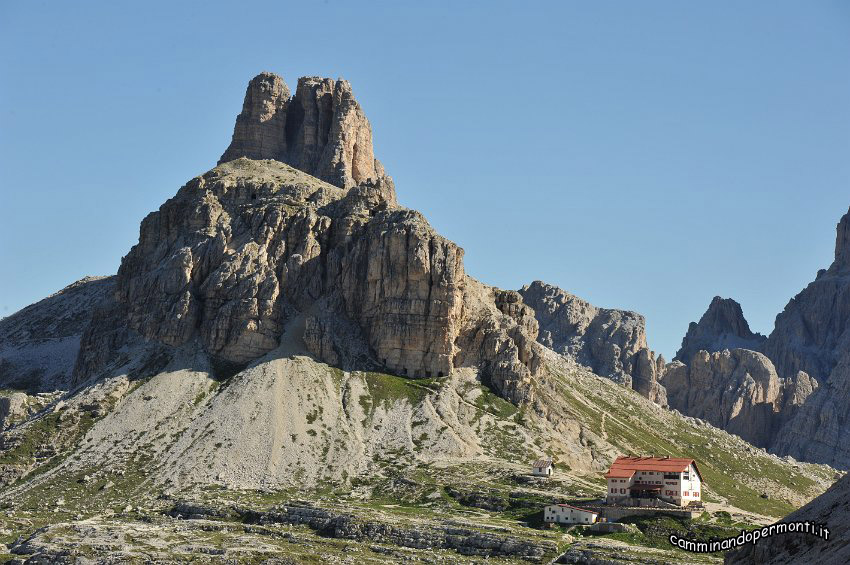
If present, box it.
[532,458,554,477]
[605,457,703,507]
[543,504,598,524]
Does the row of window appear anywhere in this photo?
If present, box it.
[609,488,701,497]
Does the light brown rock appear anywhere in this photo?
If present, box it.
[662,349,816,449]
[219,73,385,190]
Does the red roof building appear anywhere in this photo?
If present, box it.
[604,456,704,508]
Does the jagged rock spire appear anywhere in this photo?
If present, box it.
[674,296,765,362]
[834,207,850,269]
[219,72,387,190]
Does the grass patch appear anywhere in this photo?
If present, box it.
[473,386,519,419]
[358,372,443,409]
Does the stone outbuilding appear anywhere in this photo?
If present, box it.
[532,457,554,477]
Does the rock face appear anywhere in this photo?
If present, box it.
[755,207,850,467]
[674,296,766,363]
[762,211,850,381]
[75,155,539,404]
[519,280,666,404]
[219,73,386,190]
[662,349,815,448]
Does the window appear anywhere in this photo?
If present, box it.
[683,491,689,496]
[693,492,700,497]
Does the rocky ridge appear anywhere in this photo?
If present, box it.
[0,276,114,393]
[519,280,667,405]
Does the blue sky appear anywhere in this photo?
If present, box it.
[1,1,848,359]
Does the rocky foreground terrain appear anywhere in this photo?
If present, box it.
[0,72,844,563]
[726,472,850,565]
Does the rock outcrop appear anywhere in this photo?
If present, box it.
[519,280,666,404]
[662,349,815,448]
[70,74,545,405]
[219,73,387,191]
[674,296,766,363]
[224,502,557,561]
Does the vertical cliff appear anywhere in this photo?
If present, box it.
[219,73,386,190]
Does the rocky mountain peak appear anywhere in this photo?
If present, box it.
[674,296,765,362]
[833,206,850,270]
[219,72,386,191]
[74,155,539,404]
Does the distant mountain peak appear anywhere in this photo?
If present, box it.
[674,296,765,363]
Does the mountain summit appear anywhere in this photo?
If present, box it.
[219,72,388,190]
[674,296,766,363]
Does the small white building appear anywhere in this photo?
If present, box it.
[532,457,554,477]
[543,503,598,525]
[605,456,704,507]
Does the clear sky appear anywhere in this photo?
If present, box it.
[1,1,849,359]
